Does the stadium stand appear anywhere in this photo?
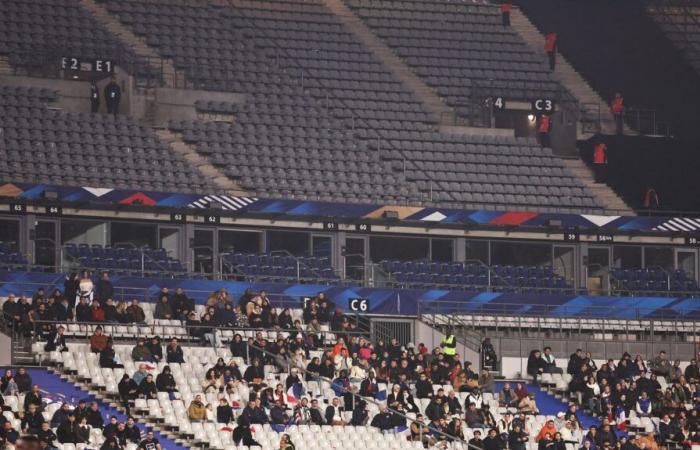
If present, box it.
[95,0,602,212]
[344,0,568,118]
[0,0,152,79]
[646,1,700,76]
[0,85,218,193]
[513,0,700,139]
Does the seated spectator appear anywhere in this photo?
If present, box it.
[166,338,184,363]
[37,421,57,448]
[324,397,346,426]
[537,420,558,442]
[410,414,435,447]
[469,429,484,450]
[14,368,32,394]
[350,399,368,426]
[154,296,173,320]
[309,399,325,425]
[127,300,146,323]
[370,404,394,433]
[24,384,43,412]
[138,431,162,450]
[542,347,563,374]
[99,341,123,368]
[465,403,485,428]
[188,395,206,421]
[91,300,106,322]
[519,392,539,414]
[86,402,103,429]
[528,350,546,382]
[131,338,153,362]
[147,337,163,363]
[636,391,652,417]
[483,428,504,450]
[89,326,109,353]
[499,382,518,407]
[359,372,378,398]
[445,390,462,416]
[45,326,68,352]
[509,424,529,450]
[270,400,289,425]
[56,413,80,444]
[50,403,72,428]
[1,369,18,395]
[137,374,157,399]
[217,398,235,424]
[156,366,177,393]
[415,372,433,399]
[21,403,43,434]
[75,297,91,322]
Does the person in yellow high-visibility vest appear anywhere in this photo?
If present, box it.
[441,330,457,364]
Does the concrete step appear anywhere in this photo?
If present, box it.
[155,128,248,195]
[322,0,454,125]
[562,158,634,214]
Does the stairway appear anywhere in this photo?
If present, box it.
[78,0,181,87]
[510,8,631,137]
[562,158,634,214]
[29,368,190,450]
[323,0,455,126]
[0,56,13,76]
[155,128,249,196]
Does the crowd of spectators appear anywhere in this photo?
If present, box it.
[0,368,162,450]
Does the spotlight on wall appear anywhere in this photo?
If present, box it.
[528,114,535,122]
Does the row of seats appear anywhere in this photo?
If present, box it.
[0,86,218,194]
[610,267,700,295]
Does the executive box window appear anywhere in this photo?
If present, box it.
[491,241,551,267]
[369,236,429,262]
[61,220,107,246]
[219,230,261,254]
[644,247,674,272]
[613,246,642,269]
[111,222,157,249]
[0,219,20,252]
[431,239,454,262]
[465,240,489,265]
[267,231,310,256]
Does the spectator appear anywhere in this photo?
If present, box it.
[542,347,563,374]
[188,395,207,421]
[89,326,109,353]
[127,300,146,323]
[509,424,529,450]
[592,142,608,182]
[14,368,32,393]
[636,391,652,417]
[545,32,557,71]
[56,413,80,444]
[499,382,518,407]
[90,80,100,113]
[37,421,57,448]
[21,403,43,434]
[465,403,485,428]
[50,403,72,428]
[500,3,512,26]
[469,430,484,450]
[104,75,121,116]
[370,404,394,433]
[146,337,163,363]
[91,300,105,322]
[131,338,153,362]
[166,338,185,363]
[45,326,68,352]
[483,428,504,450]
[156,366,177,393]
[279,433,296,450]
[232,417,260,447]
[137,431,161,450]
[137,374,157,399]
[99,341,123,368]
[85,402,103,429]
[95,272,114,303]
[154,296,173,320]
[309,399,325,425]
[24,385,43,412]
[519,392,539,414]
[610,93,625,135]
[217,398,235,424]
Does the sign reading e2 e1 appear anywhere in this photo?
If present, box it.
[349,298,369,312]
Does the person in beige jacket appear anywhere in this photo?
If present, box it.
[188,395,207,421]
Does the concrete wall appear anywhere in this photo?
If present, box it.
[415,320,481,368]
[0,332,11,366]
[151,87,246,125]
[1,67,135,115]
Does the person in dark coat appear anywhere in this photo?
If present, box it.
[56,414,80,444]
[166,338,185,363]
[155,366,177,393]
[95,272,114,303]
[104,75,121,116]
[90,81,100,113]
[232,417,260,447]
[370,405,394,432]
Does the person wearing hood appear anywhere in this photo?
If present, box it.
[537,420,559,442]
[156,366,177,393]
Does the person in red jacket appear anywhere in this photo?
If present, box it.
[611,93,625,135]
[592,142,607,182]
[643,187,660,209]
[538,114,552,148]
[500,3,512,26]
[545,32,557,71]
